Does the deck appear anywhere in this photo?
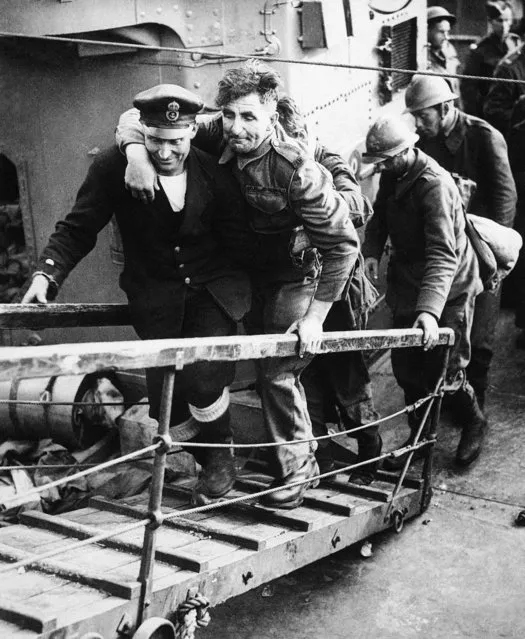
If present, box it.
[0,306,453,638]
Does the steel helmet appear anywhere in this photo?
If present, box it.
[363,115,419,164]
[404,74,458,113]
[427,6,456,25]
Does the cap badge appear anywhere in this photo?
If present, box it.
[166,101,180,122]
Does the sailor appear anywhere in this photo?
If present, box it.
[362,115,485,468]
[404,74,516,410]
[116,60,361,509]
[462,1,521,118]
[22,84,252,506]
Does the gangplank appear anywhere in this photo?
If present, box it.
[0,305,454,639]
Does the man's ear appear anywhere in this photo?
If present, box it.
[188,124,198,140]
[441,101,453,118]
[269,110,279,130]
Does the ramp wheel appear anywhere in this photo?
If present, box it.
[392,509,405,534]
[133,618,176,639]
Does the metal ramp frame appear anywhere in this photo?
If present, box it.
[0,463,424,638]
[0,304,454,638]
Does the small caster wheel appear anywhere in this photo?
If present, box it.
[133,617,176,639]
[392,509,405,533]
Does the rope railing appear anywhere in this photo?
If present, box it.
[0,437,436,576]
[0,31,522,88]
[0,393,436,510]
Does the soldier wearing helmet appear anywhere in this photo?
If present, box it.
[405,73,516,413]
[362,114,486,467]
[462,2,520,118]
[427,6,461,98]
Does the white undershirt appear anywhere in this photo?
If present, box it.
[158,171,187,212]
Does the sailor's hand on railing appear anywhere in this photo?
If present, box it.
[21,274,50,304]
[364,256,379,281]
[413,312,439,351]
[124,144,159,204]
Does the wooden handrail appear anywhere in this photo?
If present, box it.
[0,304,130,329]
[0,328,455,382]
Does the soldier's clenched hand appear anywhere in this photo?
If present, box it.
[413,312,439,351]
[286,315,324,358]
[124,144,159,203]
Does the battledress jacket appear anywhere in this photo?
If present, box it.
[35,145,251,339]
[416,109,516,227]
[483,45,525,137]
[117,111,360,303]
[362,150,482,320]
[461,32,521,118]
[428,41,461,99]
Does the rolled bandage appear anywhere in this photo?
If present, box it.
[189,387,230,422]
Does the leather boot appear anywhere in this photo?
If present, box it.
[315,438,357,474]
[260,454,319,510]
[455,388,487,466]
[348,430,382,485]
[191,411,236,505]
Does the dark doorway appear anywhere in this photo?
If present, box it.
[0,154,30,303]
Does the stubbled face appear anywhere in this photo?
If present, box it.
[221,92,277,155]
[412,106,443,140]
[428,19,451,50]
[143,125,196,176]
[376,150,410,177]
[491,8,513,40]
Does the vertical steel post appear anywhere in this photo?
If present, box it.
[420,343,451,513]
[387,336,453,521]
[137,368,175,625]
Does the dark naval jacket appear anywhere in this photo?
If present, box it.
[416,109,516,227]
[36,145,251,339]
[362,150,482,320]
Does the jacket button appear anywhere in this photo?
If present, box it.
[184,277,191,285]
[179,263,185,269]
[174,246,181,253]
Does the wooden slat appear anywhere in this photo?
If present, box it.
[375,469,424,489]
[322,475,393,502]
[0,327,455,382]
[0,303,130,329]
[235,478,355,517]
[0,600,57,634]
[89,496,268,551]
[18,510,205,573]
[162,484,316,532]
[0,541,139,600]
[1,526,142,578]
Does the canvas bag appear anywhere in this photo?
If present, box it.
[451,173,522,291]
